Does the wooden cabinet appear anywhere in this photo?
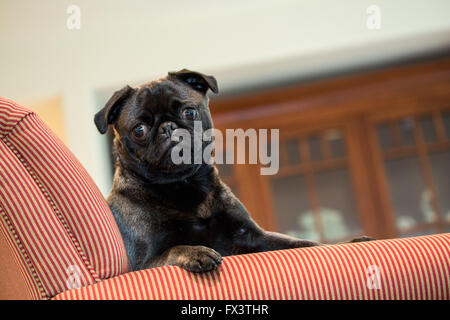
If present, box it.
[210,57,450,241]
[369,106,450,238]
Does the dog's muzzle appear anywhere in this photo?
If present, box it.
[158,121,178,138]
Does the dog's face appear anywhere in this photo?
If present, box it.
[94,69,218,183]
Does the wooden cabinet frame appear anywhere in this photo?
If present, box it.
[210,57,450,240]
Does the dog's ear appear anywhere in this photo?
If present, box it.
[168,69,218,94]
[94,85,135,134]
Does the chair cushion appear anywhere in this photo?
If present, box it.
[0,98,129,299]
[53,233,450,300]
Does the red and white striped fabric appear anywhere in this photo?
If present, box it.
[54,233,450,300]
[0,98,129,299]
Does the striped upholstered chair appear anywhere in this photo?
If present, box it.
[0,97,448,300]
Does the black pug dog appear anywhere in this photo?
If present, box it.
[94,69,373,272]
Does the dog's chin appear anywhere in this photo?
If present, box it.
[133,144,197,183]
[143,163,200,184]
[123,140,202,184]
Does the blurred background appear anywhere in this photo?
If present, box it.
[1,0,449,242]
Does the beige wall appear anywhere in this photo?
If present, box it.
[24,96,67,143]
[1,0,449,195]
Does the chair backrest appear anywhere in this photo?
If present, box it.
[0,98,129,299]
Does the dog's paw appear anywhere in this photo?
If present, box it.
[177,246,222,273]
[348,235,376,243]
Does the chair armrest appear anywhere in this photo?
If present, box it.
[53,233,449,300]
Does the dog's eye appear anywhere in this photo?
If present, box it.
[131,124,148,141]
[181,108,198,120]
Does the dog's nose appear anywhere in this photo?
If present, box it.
[158,121,178,137]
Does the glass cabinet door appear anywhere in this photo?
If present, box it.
[374,110,450,236]
[269,129,363,243]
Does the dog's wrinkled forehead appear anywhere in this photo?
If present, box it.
[134,78,209,113]
[94,69,217,135]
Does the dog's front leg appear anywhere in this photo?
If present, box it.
[144,245,222,273]
[249,230,322,253]
[234,229,374,254]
